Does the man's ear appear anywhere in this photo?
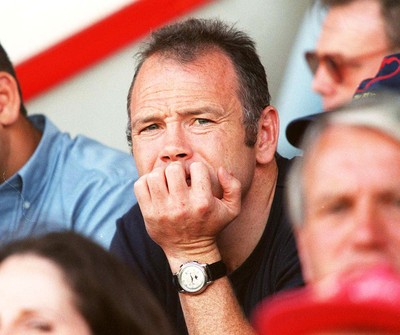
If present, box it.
[255,105,279,164]
[0,71,21,126]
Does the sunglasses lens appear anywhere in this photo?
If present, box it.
[305,52,319,74]
[305,52,342,83]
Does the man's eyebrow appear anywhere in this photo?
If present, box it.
[131,106,224,126]
[7,308,49,326]
[311,192,347,205]
[183,104,232,119]
[175,107,224,116]
[131,113,160,126]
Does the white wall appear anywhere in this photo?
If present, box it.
[26,0,310,154]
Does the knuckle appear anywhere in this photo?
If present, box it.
[148,168,164,182]
[193,196,211,214]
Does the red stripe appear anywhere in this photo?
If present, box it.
[15,0,214,101]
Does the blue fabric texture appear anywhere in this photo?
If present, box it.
[0,115,138,248]
[354,53,400,99]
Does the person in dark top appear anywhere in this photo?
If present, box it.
[111,18,303,335]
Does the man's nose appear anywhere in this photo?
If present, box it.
[311,64,336,97]
[351,201,385,249]
[160,126,193,162]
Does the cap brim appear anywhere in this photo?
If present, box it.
[285,112,323,148]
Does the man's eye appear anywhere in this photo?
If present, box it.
[194,118,211,125]
[25,320,53,333]
[141,124,159,132]
[322,201,350,215]
[386,195,400,209]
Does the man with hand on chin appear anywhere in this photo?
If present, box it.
[111,18,303,335]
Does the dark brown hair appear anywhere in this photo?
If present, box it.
[0,231,175,335]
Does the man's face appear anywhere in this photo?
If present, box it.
[310,0,390,110]
[297,125,400,283]
[129,50,258,198]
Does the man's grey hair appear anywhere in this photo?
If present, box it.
[286,92,400,228]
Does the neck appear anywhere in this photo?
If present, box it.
[217,159,278,272]
[1,116,42,183]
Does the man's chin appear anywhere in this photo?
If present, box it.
[322,95,353,112]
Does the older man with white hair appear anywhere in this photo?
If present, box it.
[253,94,400,334]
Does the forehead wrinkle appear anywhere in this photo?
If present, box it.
[134,51,239,99]
[132,83,221,111]
[131,104,229,127]
[131,83,237,119]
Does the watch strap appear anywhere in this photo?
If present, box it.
[172,273,183,291]
[206,260,227,281]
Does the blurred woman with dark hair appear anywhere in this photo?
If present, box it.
[0,231,174,335]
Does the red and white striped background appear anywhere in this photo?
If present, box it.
[1,0,214,101]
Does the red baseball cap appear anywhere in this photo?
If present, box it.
[253,265,400,334]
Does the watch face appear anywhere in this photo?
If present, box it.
[178,264,207,293]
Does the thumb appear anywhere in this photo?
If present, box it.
[217,166,241,214]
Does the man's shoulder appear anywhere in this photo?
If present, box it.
[30,115,138,207]
[64,135,135,176]
[115,204,154,240]
[118,203,145,227]
[33,114,136,178]
[112,204,166,266]
[40,124,138,185]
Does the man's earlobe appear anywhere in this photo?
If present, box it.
[0,72,21,126]
[255,105,279,164]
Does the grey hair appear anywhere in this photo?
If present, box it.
[286,92,400,228]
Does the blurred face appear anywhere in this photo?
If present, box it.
[0,254,91,335]
[298,126,400,283]
[129,51,257,198]
[310,0,390,110]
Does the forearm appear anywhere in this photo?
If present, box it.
[179,277,257,335]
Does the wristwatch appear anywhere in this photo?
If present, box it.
[173,260,227,294]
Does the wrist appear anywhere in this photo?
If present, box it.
[166,245,222,273]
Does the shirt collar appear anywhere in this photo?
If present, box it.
[18,115,61,202]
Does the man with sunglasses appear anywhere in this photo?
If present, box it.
[306,0,400,110]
